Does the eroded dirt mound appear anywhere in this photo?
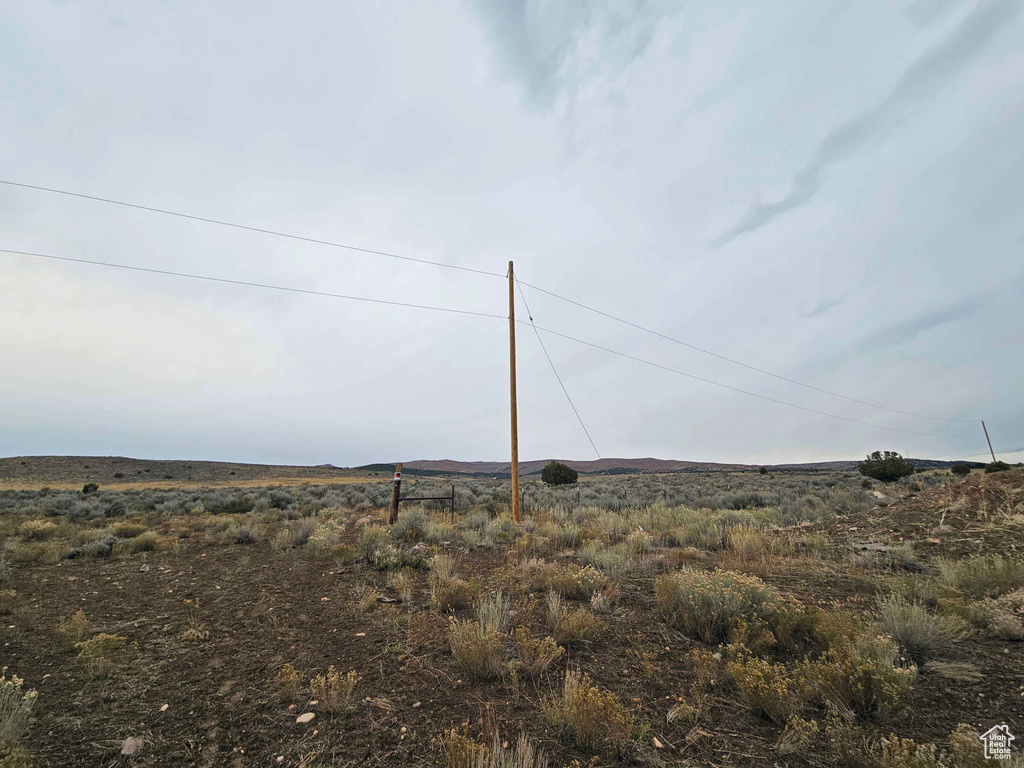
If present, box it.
[822,469,1024,558]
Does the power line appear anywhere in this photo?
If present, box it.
[523,321,975,440]
[1,244,981,442]
[514,275,601,459]
[0,178,976,427]
[517,280,974,424]
[0,249,506,320]
[0,179,505,278]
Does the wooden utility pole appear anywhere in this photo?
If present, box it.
[509,260,521,523]
[389,463,403,524]
[982,421,997,463]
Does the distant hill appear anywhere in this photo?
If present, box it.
[0,454,979,490]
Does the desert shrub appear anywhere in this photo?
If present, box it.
[178,598,208,641]
[985,461,1010,474]
[128,531,165,552]
[545,593,602,646]
[226,522,259,545]
[57,610,91,644]
[430,553,456,582]
[305,521,341,553]
[432,578,477,612]
[542,669,632,752]
[877,596,969,664]
[467,732,550,768]
[727,525,768,559]
[476,591,511,635]
[0,592,14,616]
[824,711,878,767]
[82,483,99,494]
[442,722,487,768]
[448,620,505,680]
[309,666,360,713]
[17,520,57,541]
[273,518,318,551]
[392,509,429,543]
[75,633,127,676]
[0,668,37,747]
[547,564,610,599]
[777,715,819,757]
[858,452,915,482]
[880,735,944,768]
[12,540,68,564]
[332,545,357,567]
[577,541,631,576]
[947,723,991,768]
[969,588,1024,640]
[358,527,404,569]
[207,494,255,515]
[541,462,578,486]
[112,522,147,539]
[513,627,563,678]
[65,535,115,559]
[727,653,805,723]
[354,584,382,611]
[655,568,782,644]
[803,633,915,718]
[276,663,300,701]
[938,555,1024,599]
[950,464,971,477]
[388,569,416,604]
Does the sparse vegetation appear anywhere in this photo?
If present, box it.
[858,451,915,482]
[655,567,782,643]
[540,461,578,486]
[542,669,633,753]
[0,463,1014,766]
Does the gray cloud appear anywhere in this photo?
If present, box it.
[1,1,1022,467]
[715,0,1019,247]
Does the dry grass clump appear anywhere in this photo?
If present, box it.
[727,653,806,723]
[655,567,782,644]
[727,524,769,560]
[442,722,487,768]
[545,593,603,646]
[776,715,819,756]
[75,633,127,677]
[276,663,300,701]
[0,668,37,749]
[513,627,563,678]
[388,569,417,604]
[876,596,969,664]
[476,591,512,635]
[448,619,505,680]
[309,666,360,713]
[112,522,148,539]
[305,520,342,553]
[354,583,383,611]
[803,632,915,719]
[274,518,318,551]
[57,610,92,644]
[178,598,208,641]
[432,577,477,612]
[542,669,632,753]
[937,555,1024,598]
[970,588,1024,640]
[18,519,58,541]
[127,530,170,553]
[442,726,551,768]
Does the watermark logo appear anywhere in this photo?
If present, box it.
[979,724,1014,760]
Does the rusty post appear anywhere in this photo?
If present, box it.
[389,462,403,524]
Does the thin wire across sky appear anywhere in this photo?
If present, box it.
[2,245,979,443]
[0,177,973,426]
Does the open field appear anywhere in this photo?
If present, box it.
[2,469,1023,767]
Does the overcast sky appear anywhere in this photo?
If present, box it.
[2,0,1022,467]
